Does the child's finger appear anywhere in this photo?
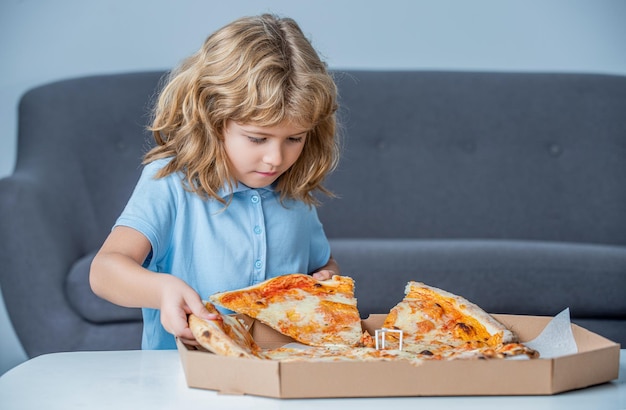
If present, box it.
[177,327,198,344]
[312,270,334,280]
[187,296,222,321]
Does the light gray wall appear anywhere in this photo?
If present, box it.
[1,0,625,374]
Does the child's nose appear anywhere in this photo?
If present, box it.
[263,145,283,166]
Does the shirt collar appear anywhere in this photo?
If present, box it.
[216,181,277,199]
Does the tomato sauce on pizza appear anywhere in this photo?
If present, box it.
[210,274,363,347]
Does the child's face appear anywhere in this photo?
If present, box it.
[223,120,308,188]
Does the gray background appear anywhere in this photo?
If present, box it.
[1,0,625,375]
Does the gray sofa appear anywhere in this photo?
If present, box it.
[1,70,624,358]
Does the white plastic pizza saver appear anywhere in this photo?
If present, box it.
[375,328,403,351]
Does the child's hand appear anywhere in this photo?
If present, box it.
[158,276,219,346]
[311,269,335,281]
[312,256,340,281]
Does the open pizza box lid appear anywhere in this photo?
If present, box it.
[177,313,620,398]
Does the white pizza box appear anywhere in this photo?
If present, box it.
[176,314,620,398]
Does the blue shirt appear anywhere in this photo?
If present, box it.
[115,158,331,349]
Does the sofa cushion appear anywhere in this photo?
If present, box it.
[329,238,626,320]
[65,252,142,323]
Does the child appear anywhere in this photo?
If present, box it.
[89,14,341,349]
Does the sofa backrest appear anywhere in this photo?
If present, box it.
[17,70,626,248]
[14,71,165,250]
[318,71,626,246]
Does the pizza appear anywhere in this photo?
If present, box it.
[188,301,266,359]
[379,281,538,359]
[190,274,539,363]
[264,344,426,365]
[209,274,363,347]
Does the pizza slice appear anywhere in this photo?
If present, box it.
[380,281,538,359]
[263,344,426,365]
[209,274,363,347]
[188,301,266,359]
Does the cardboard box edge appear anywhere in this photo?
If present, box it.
[176,338,284,398]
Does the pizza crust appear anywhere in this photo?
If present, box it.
[188,302,265,359]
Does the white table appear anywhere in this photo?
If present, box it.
[1,349,624,409]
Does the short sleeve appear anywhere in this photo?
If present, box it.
[114,159,179,261]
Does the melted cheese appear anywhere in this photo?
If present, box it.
[207,276,535,361]
[210,274,362,346]
[263,345,427,366]
[381,282,515,357]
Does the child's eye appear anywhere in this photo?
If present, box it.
[247,137,266,144]
[288,137,304,143]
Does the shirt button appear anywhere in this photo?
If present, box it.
[251,195,260,204]
[254,260,262,269]
[254,226,262,235]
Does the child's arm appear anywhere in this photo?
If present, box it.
[311,255,340,280]
[89,226,215,345]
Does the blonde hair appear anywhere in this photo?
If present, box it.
[145,14,339,205]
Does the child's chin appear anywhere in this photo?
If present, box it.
[241,178,278,189]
